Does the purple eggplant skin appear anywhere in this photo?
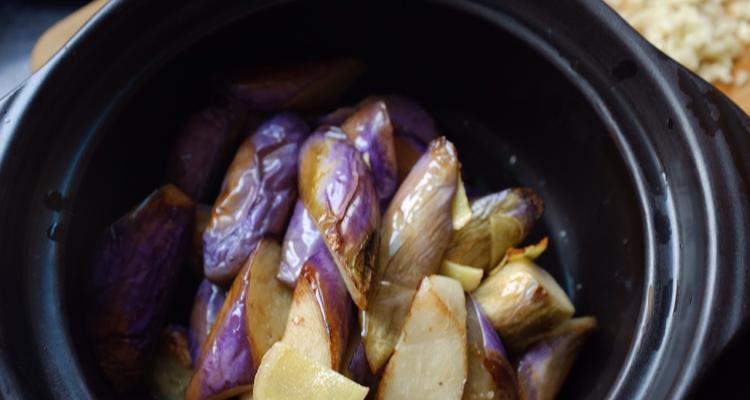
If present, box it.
[347,341,380,395]
[516,317,597,400]
[203,112,309,285]
[189,204,213,277]
[85,185,195,393]
[297,250,354,369]
[188,279,227,363]
[465,294,518,400]
[341,99,399,208]
[298,128,380,310]
[147,326,193,400]
[187,240,276,400]
[363,137,459,373]
[217,58,365,112]
[379,95,438,144]
[165,104,249,203]
[276,200,327,287]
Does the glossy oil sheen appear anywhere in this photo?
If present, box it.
[0,0,748,399]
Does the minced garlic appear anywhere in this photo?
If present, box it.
[607,0,750,86]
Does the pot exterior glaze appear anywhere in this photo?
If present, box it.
[0,0,748,399]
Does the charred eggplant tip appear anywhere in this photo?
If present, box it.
[518,187,545,219]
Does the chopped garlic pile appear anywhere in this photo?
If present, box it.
[607,0,750,86]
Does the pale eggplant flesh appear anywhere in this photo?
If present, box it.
[472,259,575,353]
[148,325,193,400]
[282,249,353,370]
[363,137,460,373]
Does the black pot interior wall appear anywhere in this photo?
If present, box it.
[63,1,644,398]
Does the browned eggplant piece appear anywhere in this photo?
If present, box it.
[86,185,195,393]
[341,99,399,208]
[375,275,467,400]
[203,112,309,285]
[516,317,597,400]
[218,58,364,112]
[165,104,250,203]
[473,258,575,353]
[363,137,460,373]
[464,295,518,400]
[188,279,227,363]
[186,239,292,400]
[444,188,544,270]
[147,326,193,400]
[298,128,380,309]
[281,250,352,370]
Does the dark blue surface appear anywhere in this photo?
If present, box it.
[0,1,85,96]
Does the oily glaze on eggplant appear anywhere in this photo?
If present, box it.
[298,128,380,309]
[281,250,352,370]
[341,99,398,207]
[364,137,460,373]
[86,185,195,393]
[276,200,327,287]
[187,239,291,400]
[188,279,227,363]
[203,112,309,285]
[473,259,575,353]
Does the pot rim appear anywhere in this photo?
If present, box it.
[0,0,748,399]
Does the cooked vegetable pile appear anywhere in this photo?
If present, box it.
[84,59,595,400]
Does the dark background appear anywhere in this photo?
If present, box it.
[0,0,746,398]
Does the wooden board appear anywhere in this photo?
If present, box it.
[29,0,107,71]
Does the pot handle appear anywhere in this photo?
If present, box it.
[670,64,750,394]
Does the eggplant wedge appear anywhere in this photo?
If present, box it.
[86,185,195,393]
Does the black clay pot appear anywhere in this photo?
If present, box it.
[0,0,749,398]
